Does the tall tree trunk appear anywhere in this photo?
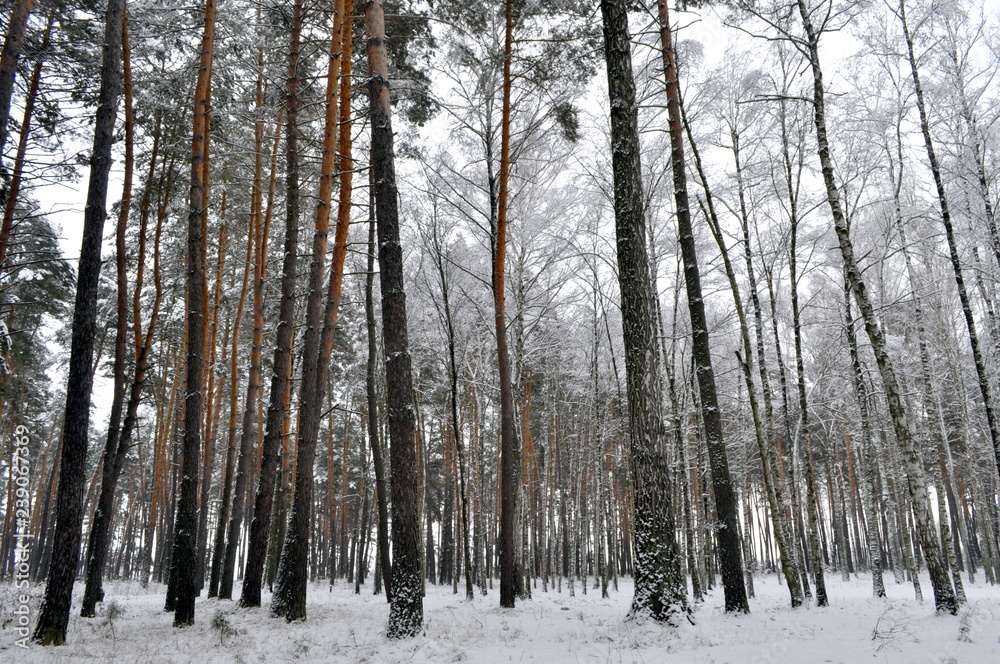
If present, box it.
[271,1,347,621]
[239,0,303,608]
[265,365,296,591]
[795,0,956,615]
[600,0,688,624]
[334,10,358,580]
[355,423,372,592]
[732,115,803,599]
[365,0,422,637]
[31,0,124,644]
[656,0,748,614]
[495,0,519,611]
[321,0,359,577]
[272,0,356,618]
[208,338,238,598]
[81,10,134,618]
[209,64,266,599]
[366,187,393,602]
[169,0,216,627]
[338,415,351,578]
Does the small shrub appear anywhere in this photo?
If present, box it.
[212,610,238,646]
[105,600,126,640]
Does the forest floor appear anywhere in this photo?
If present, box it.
[2,571,999,663]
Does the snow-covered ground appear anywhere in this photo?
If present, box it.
[2,572,998,663]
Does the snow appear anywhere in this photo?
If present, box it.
[2,572,998,662]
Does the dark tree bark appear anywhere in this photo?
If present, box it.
[208,373,236,598]
[656,0,748,614]
[31,0,124,645]
[265,372,295,590]
[239,0,303,608]
[81,10,134,619]
[367,178,393,603]
[365,0,422,638]
[495,0,518,611]
[600,0,688,624]
[271,0,346,620]
[169,0,216,627]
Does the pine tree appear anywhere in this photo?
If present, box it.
[271,0,348,621]
[600,0,688,624]
[365,0,423,638]
[495,0,518,611]
[168,0,217,627]
[81,9,135,618]
[31,0,125,644]
[239,0,304,608]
